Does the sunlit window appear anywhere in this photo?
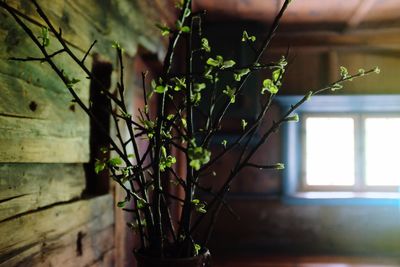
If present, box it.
[365,118,400,186]
[304,115,400,191]
[305,117,355,186]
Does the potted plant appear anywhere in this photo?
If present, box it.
[1,0,379,266]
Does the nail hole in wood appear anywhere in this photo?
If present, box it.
[76,231,85,256]
[29,101,37,111]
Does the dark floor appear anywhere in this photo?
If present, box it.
[213,254,400,267]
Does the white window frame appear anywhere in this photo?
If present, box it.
[301,113,400,192]
[276,95,400,198]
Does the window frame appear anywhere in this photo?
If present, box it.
[276,95,400,199]
[301,112,400,192]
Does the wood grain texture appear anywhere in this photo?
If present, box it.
[4,0,174,58]
[0,163,85,221]
[4,227,115,267]
[0,195,114,267]
[1,8,91,162]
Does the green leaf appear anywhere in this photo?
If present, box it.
[274,163,285,170]
[206,58,219,67]
[272,69,283,82]
[278,56,288,68]
[117,200,127,208]
[194,83,206,92]
[67,78,80,88]
[111,41,122,50]
[188,140,211,171]
[180,26,190,33]
[262,79,278,94]
[206,55,223,67]
[151,79,157,89]
[221,60,236,69]
[191,91,201,105]
[340,66,349,78]
[108,157,123,166]
[137,198,147,209]
[201,38,211,52]
[40,27,50,47]
[241,119,248,130]
[161,146,167,158]
[196,204,207,213]
[184,8,191,17]
[156,85,167,93]
[221,139,227,148]
[203,66,213,80]
[242,30,256,42]
[155,23,171,36]
[189,159,201,171]
[181,118,187,128]
[194,244,201,256]
[331,83,343,91]
[159,146,176,172]
[100,147,108,154]
[305,91,313,101]
[223,85,236,103]
[233,68,250,81]
[286,114,299,122]
[173,77,186,90]
[94,159,106,174]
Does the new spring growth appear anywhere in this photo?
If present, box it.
[242,30,256,42]
[285,114,299,122]
[274,163,285,170]
[241,119,248,130]
[39,27,50,47]
[305,91,313,101]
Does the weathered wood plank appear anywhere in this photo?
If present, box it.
[0,9,92,162]
[0,72,88,126]
[0,73,89,162]
[0,194,114,266]
[4,0,172,57]
[0,137,88,162]
[0,8,91,99]
[3,226,114,267]
[0,163,85,221]
[87,248,115,267]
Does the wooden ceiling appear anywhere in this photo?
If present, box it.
[193,0,400,52]
[194,0,400,32]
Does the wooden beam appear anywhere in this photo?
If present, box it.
[270,29,400,53]
[345,0,376,31]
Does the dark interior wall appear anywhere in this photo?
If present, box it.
[209,200,400,257]
[201,21,400,257]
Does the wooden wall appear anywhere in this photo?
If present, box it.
[0,1,174,266]
[201,21,400,259]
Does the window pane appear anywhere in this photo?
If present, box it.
[365,118,400,186]
[305,117,355,186]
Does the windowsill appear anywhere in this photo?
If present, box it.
[283,191,400,206]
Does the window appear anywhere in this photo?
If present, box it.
[276,95,400,198]
[303,115,400,191]
[304,116,355,188]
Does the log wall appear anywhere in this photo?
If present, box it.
[0,1,175,266]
